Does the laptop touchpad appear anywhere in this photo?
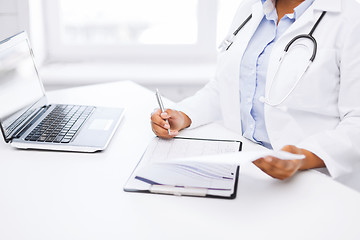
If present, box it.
[88,119,114,131]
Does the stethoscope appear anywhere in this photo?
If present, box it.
[218,11,327,108]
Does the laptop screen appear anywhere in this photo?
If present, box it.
[0,33,45,140]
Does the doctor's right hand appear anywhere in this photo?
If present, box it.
[150,108,191,139]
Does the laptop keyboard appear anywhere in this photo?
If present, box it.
[6,108,36,138]
[25,105,95,143]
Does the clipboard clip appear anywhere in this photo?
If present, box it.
[150,185,208,197]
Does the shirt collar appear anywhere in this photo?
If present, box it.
[293,0,315,19]
[261,0,315,21]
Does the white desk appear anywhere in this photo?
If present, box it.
[1,81,360,240]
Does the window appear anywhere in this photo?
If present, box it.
[43,0,218,63]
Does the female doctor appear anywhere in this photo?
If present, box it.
[150,0,360,180]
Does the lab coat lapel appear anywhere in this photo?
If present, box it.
[250,1,266,38]
[264,0,342,149]
[223,1,264,133]
[312,0,341,13]
[234,0,264,92]
[265,0,340,98]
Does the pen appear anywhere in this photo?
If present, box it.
[155,89,171,135]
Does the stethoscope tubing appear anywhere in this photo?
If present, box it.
[219,10,327,108]
[284,34,317,61]
[226,14,253,51]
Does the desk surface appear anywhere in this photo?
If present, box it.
[1,81,360,240]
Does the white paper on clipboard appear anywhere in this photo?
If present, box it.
[124,137,242,198]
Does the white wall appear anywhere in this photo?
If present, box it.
[0,0,205,102]
[0,0,242,102]
[0,0,43,59]
[0,0,32,40]
[0,0,22,40]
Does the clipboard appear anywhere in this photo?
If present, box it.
[124,137,242,199]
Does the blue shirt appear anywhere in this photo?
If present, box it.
[239,0,314,149]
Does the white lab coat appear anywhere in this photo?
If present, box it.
[177,0,360,178]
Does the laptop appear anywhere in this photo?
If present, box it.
[0,32,125,152]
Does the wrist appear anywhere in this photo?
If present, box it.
[180,111,192,130]
[298,148,325,170]
[281,145,325,171]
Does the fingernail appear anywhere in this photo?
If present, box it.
[164,123,169,128]
[264,156,272,163]
[161,112,168,117]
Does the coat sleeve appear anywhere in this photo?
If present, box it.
[175,78,222,129]
[298,17,360,178]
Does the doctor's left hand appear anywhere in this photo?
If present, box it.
[253,145,325,180]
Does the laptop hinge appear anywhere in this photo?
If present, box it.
[10,105,49,141]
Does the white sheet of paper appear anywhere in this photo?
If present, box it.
[125,137,304,197]
[145,137,241,164]
[125,137,242,197]
[172,150,305,165]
